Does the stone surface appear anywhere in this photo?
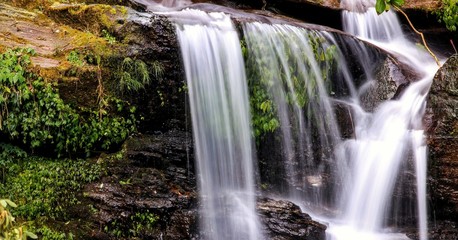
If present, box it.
[360,57,409,112]
[426,54,458,222]
[257,197,327,240]
[82,130,199,239]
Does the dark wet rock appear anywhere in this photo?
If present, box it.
[80,129,329,239]
[426,54,458,222]
[126,130,193,169]
[114,11,188,133]
[360,57,408,112]
[82,130,198,239]
[404,220,458,240]
[257,197,327,240]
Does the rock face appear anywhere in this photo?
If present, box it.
[257,197,327,240]
[426,54,458,222]
[82,130,198,239]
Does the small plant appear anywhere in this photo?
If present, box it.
[435,0,458,32]
[101,29,116,44]
[118,58,151,94]
[0,199,37,240]
[32,225,74,240]
[104,210,158,238]
[375,0,404,13]
[117,58,164,95]
[66,50,84,67]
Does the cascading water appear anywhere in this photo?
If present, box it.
[242,22,343,208]
[166,0,437,238]
[242,1,436,239]
[175,9,262,240]
[325,0,438,239]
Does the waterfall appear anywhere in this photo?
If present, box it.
[175,9,262,240]
[325,0,438,239]
[168,0,437,238]
[242,22,343,209]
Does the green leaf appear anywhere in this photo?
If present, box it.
[25,231,38,239]
[5,199,17,208]
[391,0,404,7]
[0,199,7,207]
[375,0,387,14]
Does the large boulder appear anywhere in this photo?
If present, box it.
[426,54,458,221]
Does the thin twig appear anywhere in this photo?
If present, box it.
[394,6,441,67]
[451,39,457,54]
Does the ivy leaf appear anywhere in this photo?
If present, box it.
[375,0,387,14]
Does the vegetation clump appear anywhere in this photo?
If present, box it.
[0,153,102,220]
[0,48,136,157]
[0,143,102,238]
[0,198,37,240]
[104,210,159,238]
[435,0,458,32]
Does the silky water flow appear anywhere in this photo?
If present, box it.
[171,1,437,239]
[175,9,263,240]
[325,0,438,239]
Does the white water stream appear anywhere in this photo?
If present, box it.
[175,9,262,240]
[242,22,343,208]
[326,1,439,239]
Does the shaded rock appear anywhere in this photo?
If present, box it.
[426,54,458,222]
[113,11,188,132]
[257,197,327,240]
[405,220,458,240]
[126,130,194,169]
[82,130,198,239]
[361,57,408,112]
